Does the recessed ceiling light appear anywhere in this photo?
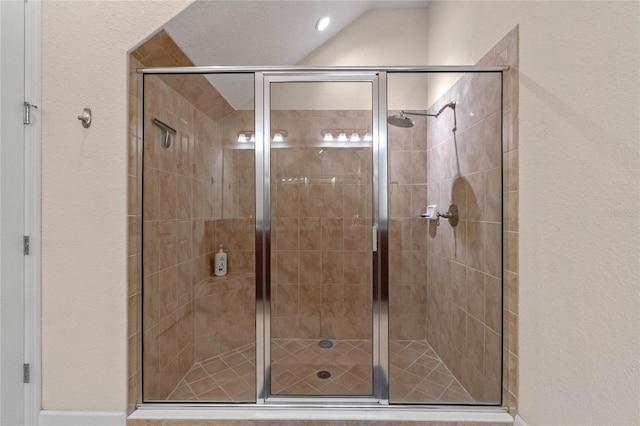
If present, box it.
[316,15,330,31]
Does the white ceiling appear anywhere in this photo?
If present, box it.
[163,0,430,108]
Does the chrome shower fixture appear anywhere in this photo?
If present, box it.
[387,112,415,128]
[387,101,458,132]
[152,117,176,149]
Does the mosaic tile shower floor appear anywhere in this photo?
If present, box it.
[165,340,473,403]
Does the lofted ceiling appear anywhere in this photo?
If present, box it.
[163,0,430,108]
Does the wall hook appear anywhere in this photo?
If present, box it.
[77,108,92,128]
[152,118,176,149]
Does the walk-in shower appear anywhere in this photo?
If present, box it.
[138,66,504,408]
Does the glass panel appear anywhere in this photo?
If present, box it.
[142,73,256,402]
[268,81,374,396]
[387,72,503,405]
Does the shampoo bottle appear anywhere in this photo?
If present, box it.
[214,245,227,277]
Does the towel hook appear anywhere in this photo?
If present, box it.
[152,118,176,149]
[77,108,92,128]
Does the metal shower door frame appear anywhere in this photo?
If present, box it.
[136,65,508,410]
[255,71,389,405]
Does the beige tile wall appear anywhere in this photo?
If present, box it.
[142,74,222,399]
[490,27,519,416]
[142,79,257,398]
[128,30,257,408]
[473,27,519,414]
[421,27,519,411]
[424,71,503,403]
[127,26,519,417]
[387,112,430,341]
[193,271,255,362]
[127,55,143,415]
[131,30,233,122]
[269,110,373,341]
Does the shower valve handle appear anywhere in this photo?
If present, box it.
[436,205,459,227]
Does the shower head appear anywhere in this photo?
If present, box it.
[387,112,415,128]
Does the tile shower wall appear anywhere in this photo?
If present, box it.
[143,78,256,399]
[268,110,373,341]
[127,30,241,410]
[388,112,430,341]
[127,55,143,415]
[129,31,257,404]
[484,27,519,415]
[194,109,256,363]
[128,27,519,413]
[142,74,222,399]
[425,72,503,402]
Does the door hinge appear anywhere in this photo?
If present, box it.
[24,236,30,255]
[24,102,38,125]
[23,364,30,383]
[372,225,378,252]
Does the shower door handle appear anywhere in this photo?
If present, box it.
[372,225,378,252]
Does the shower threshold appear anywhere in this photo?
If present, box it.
[129,405,513,424]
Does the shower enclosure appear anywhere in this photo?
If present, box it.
[139,67,504,407]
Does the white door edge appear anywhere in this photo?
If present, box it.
[24,0,42,424]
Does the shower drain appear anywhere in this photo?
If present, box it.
[318,339,333,349]
[317,370,331,379]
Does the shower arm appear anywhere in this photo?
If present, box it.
[401,102,456,118]
[401,102,457,132]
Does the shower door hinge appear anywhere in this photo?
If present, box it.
[23,364,30,383]
[372,225,378,252]
[23,236,30,255]
[23,102,38,125]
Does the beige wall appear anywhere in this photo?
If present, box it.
[427,1,640,424]
[43,0,639,420]
[299,8,430,111]
[42,0,192,410]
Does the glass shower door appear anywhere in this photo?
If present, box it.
[386,71,503,405]
[141,72,256,402]
[264,76,377,398]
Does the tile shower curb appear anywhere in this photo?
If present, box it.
[129,407,513,423]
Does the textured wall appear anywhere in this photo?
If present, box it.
[42,0,192,410]
[427,2,640,424]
